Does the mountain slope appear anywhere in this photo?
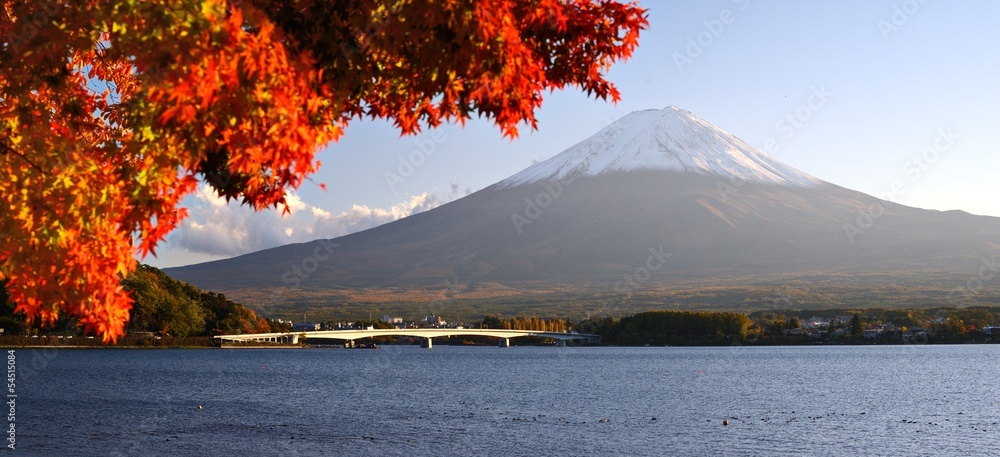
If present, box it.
[164,107,1000,300]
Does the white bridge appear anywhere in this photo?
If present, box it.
[215,328,601,348]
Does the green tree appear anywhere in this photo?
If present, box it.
[849,314,863,339]
[613,311,752,345]
[122,264,275,338]
[122,265,206,337]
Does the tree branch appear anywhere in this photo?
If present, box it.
[0,141,46,175]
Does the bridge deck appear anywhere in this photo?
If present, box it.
[215,328,600,343]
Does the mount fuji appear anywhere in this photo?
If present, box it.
[501,106,818,188]
[165,107,1000,311]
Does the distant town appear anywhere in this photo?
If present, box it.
[271,310,1000,347]
[763,315,1000,344]
[285,314,462,333]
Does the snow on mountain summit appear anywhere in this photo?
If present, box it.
[500,106,821,188]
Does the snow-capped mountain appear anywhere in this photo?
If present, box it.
[501,106,819,188]
[166,107,1000,304]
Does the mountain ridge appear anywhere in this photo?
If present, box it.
[501,106,820,188]
[164,107,1000,314]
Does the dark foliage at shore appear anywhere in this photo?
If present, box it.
[745,306,1000,344]
[0,266,288,341]
[571,306,1000,346]
[122,265,289,337]
[576,311,753,345]
[0,335,216,348]
[479,315,570,332]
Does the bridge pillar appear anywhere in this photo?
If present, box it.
[498,338,510,348]
[556,340,566,347]
[289,334,299,345]
[421,338,433,349]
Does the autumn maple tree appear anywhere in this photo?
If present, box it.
[0,0,646,342]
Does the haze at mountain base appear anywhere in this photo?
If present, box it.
[165,107,1000,315]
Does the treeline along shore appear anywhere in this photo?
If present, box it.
[0,265,287,347]
[576,308,1000,346]
[1,265,998,347]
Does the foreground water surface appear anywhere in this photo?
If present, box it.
[14,345,1000,456]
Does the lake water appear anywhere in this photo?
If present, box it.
[13,345,1000,456]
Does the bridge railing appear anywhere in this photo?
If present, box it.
[214,328,601,345]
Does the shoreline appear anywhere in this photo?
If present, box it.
[2,340,998,349]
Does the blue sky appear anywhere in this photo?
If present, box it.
[144,0,1000,268]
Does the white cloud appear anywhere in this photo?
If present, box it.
[166,184,470,258]
[311,207,331,219]
[284,192,308,214]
